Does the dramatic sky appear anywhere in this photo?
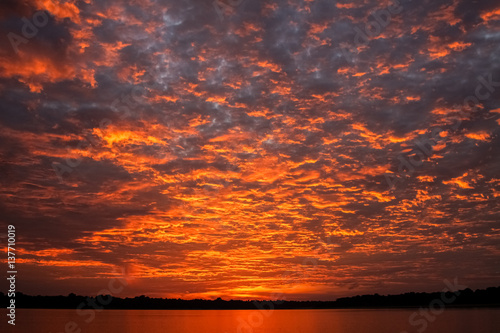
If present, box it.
[0,0,499,301]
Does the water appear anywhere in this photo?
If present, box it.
[2,308,499,333]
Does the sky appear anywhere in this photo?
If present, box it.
[0,0,499,301]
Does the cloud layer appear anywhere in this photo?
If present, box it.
[0,0,499,300]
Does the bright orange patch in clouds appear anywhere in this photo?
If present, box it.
[481,7,500,22]
[31,0,81,23]
[465,131,491,142]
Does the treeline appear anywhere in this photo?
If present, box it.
[1,286,499,310]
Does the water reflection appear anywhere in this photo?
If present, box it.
[3,308,499,333]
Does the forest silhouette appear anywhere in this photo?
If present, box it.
[1,286,499,309]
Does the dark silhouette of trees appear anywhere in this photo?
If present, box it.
[1,286,499,310]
